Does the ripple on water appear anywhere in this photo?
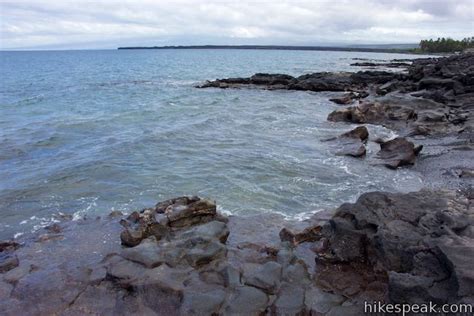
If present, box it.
[0,49,426,239]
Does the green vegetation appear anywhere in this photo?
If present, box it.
[414,37,474,53]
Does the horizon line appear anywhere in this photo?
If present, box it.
[1,43,419,52]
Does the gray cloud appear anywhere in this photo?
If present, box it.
[0,0,472,49]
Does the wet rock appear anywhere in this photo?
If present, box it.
[107,210,124,218]
[11,267,87,315]
[199,70,398,92]
[131,266,187,313]
[327,305,364,316]
[242,261,282,294]
[154,196,201,213]
[0,253,19,273]
[272,282,306,315]
[250,73,295,86]
[336,139,367,157]
[327,102,417,129]
[181,236,227,267]
[351,62,411,68]
[376,81,400,95]
[181,288,226,315]
[120,237,166,268]
[349,70,399,85]
[219,264,241,288]
[106,255,147,283]
[330,92,357,105]
[224,286,269,315]
[0,280,12,299]
[166,198,217,228]
[120,228,145,247]
[3,265,30,283]
[282,260,311,285]
[45,223,62,234]
[376,137,422,169]
[324,126,369,158]
[177,220,229,243]
[340,125,369,141]
[119,196,218,247]
[304,286,345,314]
[0,241,19,252]
[88,266,107,285]
[279,225,322,245]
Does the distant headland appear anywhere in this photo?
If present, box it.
[117,44,417,54]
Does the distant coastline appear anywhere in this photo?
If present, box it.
[117,44,419,54]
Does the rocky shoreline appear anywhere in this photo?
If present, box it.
[1,53,473,315]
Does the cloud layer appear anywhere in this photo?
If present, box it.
[1,0,473,49]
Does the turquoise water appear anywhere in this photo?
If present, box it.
[0,49,424,238]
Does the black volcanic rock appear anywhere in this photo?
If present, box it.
[350,61,411,68]
[326,126,369,158]
[198,70,399,92]
[376,137,422,169]
[315,189,474,305]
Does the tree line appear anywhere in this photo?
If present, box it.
[415,37,474,53]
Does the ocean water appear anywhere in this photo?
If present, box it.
[0,49,425,239]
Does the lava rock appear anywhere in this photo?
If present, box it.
[376,137,422,169]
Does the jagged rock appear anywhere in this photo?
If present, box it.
[119,197,218,247]
[279,225,322,245]
[376,137,422,169]
[199,70,398,92]
[166,198,217,228]
[340,126,369,141]
[250,73,295,85]
[316,189,473,304]
[330,93,356,105]
[120,228,145,247]
[327,102,417,128]
[154,196,201,213]
[324,126,369,158]
[329,90,370,101]
[350,62,411,68]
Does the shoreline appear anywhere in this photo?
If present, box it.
[117,44,429,55]
[1,52,472,315]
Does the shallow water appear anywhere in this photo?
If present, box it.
[0,49,425,239]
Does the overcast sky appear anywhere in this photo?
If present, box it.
[1,0,473,50]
